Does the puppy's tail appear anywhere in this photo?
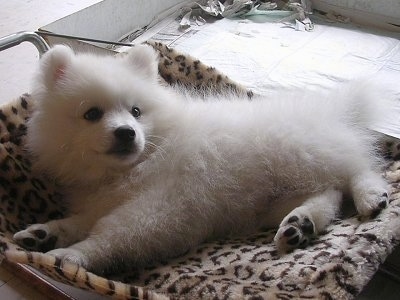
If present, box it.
[335,80,391,131]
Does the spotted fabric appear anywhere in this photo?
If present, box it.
[0,43,399,300]
[145,41,253,98]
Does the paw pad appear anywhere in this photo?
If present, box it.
[286,233,300,246]
[274,213,316,253]
[283,227,296,237]
[287,216,299,223]
[33,229,47,240]
[13,224,57,252]
[378,194,388,209]
[22,237,37,249]
[300,217,314,234]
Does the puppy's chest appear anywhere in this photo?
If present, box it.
[68,181,139,216]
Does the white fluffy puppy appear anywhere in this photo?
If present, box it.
[14,45,388,274]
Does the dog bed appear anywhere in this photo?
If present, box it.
[0,41,400,300]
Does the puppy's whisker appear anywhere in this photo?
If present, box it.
[145,141,167,160]
[145,135,169,157]
[148,135,168,144]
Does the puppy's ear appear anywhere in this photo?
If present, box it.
[39,45,74,89]
[123,45,159,80]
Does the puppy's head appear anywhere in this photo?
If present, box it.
[28,44,166,185]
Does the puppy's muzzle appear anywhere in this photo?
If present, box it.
[109,125,136,156]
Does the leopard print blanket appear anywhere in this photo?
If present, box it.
[1,41,400,300]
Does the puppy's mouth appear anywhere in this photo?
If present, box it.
[107,126,143,160]
[107,143,137,157]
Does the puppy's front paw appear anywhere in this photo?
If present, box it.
[47,248,88,268]
[274,211,315,253]
[14,224,57,252]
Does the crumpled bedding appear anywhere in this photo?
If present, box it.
[165,14,400,138]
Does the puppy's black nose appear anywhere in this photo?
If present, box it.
[114,126,136,142]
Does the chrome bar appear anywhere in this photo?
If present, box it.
[0,31,49,56]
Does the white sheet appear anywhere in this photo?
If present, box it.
[131,14,400,138]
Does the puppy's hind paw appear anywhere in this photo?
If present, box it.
[366,191,389,219]
[274,212,315,253]
[354,183,389,218]
[13,224,57,252]
[352,175,389,218]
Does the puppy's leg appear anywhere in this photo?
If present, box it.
[13,216,92,252]
[274,189,342,253]
[350,171,388,217]
[44,195,198,273]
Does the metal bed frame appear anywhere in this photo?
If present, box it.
[0,31,49,56]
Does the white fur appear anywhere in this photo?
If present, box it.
[14,45,388,274]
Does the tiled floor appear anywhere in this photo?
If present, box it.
[0,266,43,300]
[0,262,109,299]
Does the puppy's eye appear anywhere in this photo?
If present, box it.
[84,107,103,121]
[131,106,141,118]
